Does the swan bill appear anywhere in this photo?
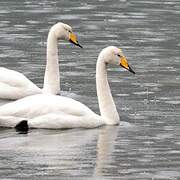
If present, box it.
[69,33,83,48]
[120,56,135,74]
[128,65,135,74]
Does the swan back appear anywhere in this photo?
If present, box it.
[0,67,41,99]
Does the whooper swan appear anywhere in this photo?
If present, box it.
[0,22,82,100]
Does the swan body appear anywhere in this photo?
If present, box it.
[0,22,82,100]
[0,94,104,129]
[0,46,135,129]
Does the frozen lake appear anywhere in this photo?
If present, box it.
[0,0,180,179]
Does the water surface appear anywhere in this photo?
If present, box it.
[0,0,180,179]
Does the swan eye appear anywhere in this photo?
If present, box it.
[64,28,72,33]
[117,54,121,57]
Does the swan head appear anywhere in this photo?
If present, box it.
[51,22,83,48]
[101,46,135,74]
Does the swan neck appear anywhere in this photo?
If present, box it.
[96,55,119,125]
[43,30,60,95]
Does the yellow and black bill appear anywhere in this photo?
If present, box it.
[69,32,83,48]
[120,56,135,74]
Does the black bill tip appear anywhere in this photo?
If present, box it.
[76,42,83,48]
[69,39,83,48]
[128,65,136,74]
[120,64,136,74]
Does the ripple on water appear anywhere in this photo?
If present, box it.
[159,95,180,104]
[26,20,40,25]
[156,133,174,140]
[116,93,130,97]
[153,171,180,179]
[129,113,148,120]
[133,91,154,95]
[71,4,96,10]
[142,83,162,87]
[0,21,10,27]
[164,100,180,105]
[120,121,137,129]
[52,14,88,20]
[131,82,163,89]
[84,24,101,30]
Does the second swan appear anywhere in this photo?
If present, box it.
[0,22,82,100]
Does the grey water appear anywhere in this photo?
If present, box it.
[0,0,180,179]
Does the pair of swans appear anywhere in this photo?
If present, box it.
[0,45,135,130]
[0,22,82,100]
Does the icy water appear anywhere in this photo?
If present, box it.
[0,0,180,179]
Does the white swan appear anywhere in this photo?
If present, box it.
[0,22,82,100]
[0,46,135,130]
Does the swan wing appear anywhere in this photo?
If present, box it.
[0,67,41,99]
[0,94,93,117]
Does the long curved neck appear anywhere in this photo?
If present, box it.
[43,30,60,94]
[96,55,119,125]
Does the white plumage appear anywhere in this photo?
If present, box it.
[0,46,135,129]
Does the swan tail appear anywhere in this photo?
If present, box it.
[15,120,29,133]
